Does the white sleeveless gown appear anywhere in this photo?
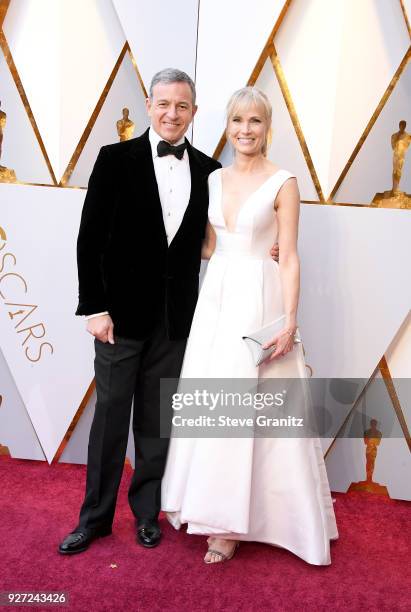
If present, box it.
[161,168,338,565]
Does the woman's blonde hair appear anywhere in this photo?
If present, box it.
[226,86,272,156]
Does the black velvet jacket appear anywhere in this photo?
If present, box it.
[76,129,221,340]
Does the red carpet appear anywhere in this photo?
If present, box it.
[0,456,410,611]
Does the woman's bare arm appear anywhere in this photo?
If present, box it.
[264,177,301,360]
[277,177,300,328]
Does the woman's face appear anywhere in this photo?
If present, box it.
[227,102,268,157]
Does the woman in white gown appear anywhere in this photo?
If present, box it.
[161,87,338,565]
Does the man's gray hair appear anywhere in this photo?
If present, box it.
[149,68,196,104]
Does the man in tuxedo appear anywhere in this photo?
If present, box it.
[59,68,221,554]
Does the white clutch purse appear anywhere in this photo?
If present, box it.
[242,315,302,366]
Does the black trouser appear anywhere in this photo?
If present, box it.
[77,319,186,531]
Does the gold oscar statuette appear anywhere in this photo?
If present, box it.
[348,418,388,496]
[0,443,10,456]
[0,100,17,184]
[116,107,135,142]
[372,120,411,209]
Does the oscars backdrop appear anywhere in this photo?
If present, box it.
[0,0,410,500]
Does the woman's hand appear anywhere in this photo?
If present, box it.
[262,325,297,361]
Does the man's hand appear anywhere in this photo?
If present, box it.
[270,242,279,262]
[86,314,115,344]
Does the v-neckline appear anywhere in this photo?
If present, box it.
[219,168,283,233]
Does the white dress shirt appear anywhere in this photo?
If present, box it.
[86,127,191,320]
[149,126,191,245]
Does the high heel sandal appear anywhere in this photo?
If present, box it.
[204,541,239,564]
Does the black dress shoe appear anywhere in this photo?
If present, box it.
[58,525,112,555]
[136,519,162,548]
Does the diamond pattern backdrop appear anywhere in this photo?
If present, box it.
[0,0,410,498]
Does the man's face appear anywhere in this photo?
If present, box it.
[146,81,197,143]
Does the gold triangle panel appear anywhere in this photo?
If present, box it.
[400,0,411,38]
[0,0,10,29]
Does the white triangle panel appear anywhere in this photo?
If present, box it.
[325,438,365,492]
[0,348,46,460]
[3,0,126,180]
[193,0,288,155]
[0,184,94,461]
[112,0,199,96]
[69,52,150,187]
[59,0,126,181]
[275,0,344,198]
[298,204,411,378]
[255,57,318,201]
[371,438,411,500]
[276,0,409,198]
[334,61,411,204]
[0,46,52,184]
[2,0,60,179]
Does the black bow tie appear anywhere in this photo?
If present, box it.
[157,140,186,160]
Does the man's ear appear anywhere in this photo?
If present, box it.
[192,105,198,119]
[145,97,152,116]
